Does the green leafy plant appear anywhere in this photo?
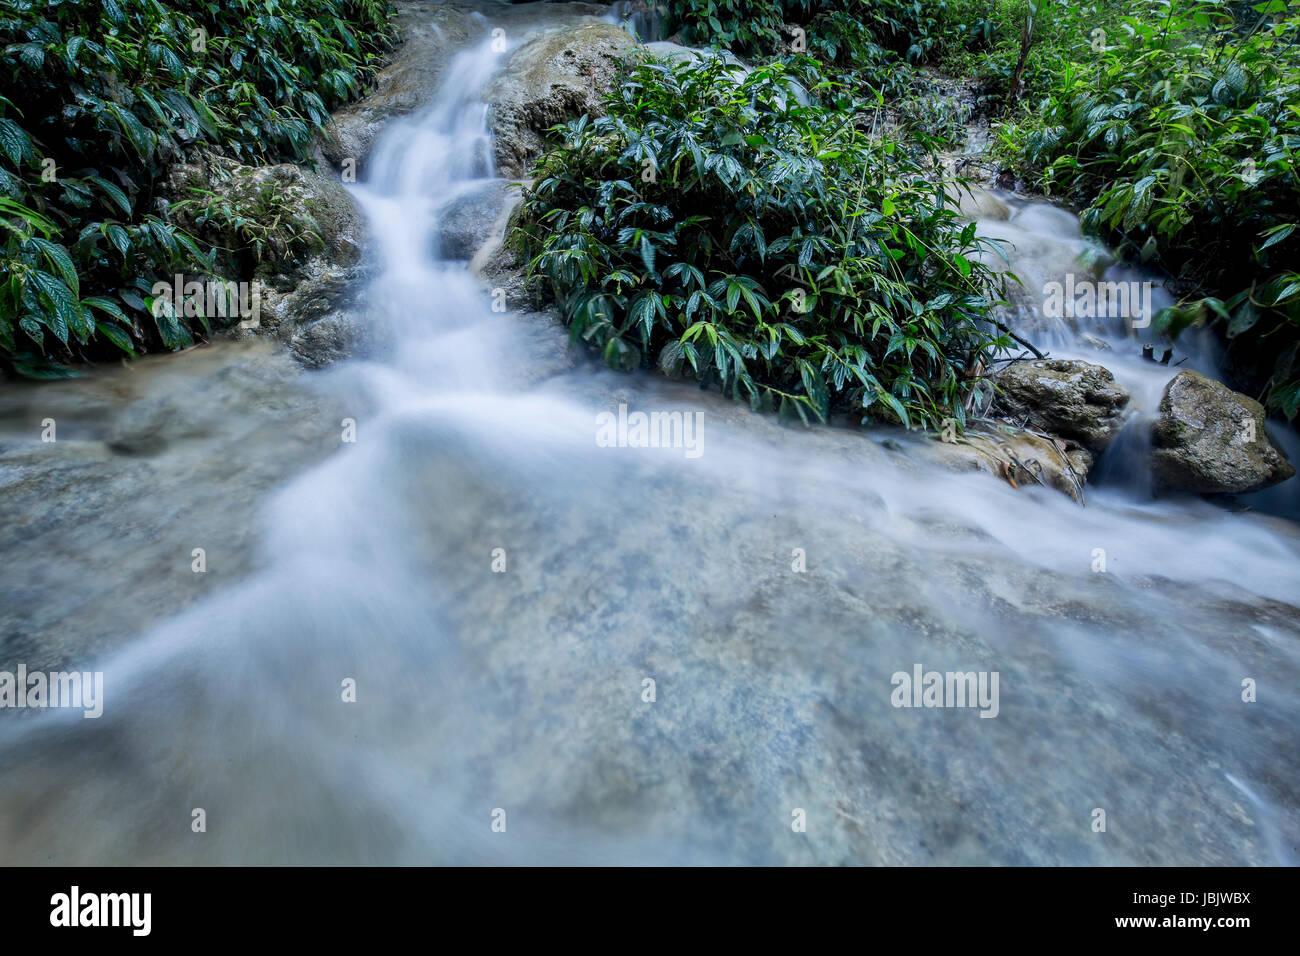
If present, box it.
[517,54,1008,429]
[928,1,1129,109]
[1000,0,1300,417]
[0,0,394,376]
[665,1,1004,142]
[668,0,984,64]
[175,178,325,275]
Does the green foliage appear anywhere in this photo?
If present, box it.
[668,0,991,65]
[518,55,1007,428]
[670,0,804,57]
[174,176,324,277]
[998,0,1300,418]
[666,1,1005,132]
[938,0,1128,105]
[0,0,394,376]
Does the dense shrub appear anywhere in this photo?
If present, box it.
[937,1,1129,106]
[998,0,1300,417]
[667,1,1004,143]
[669,0,801,57]
[517,55,1007,428]
[668,0,988,64]
[0,0,394,377]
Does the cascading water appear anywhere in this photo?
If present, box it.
[1,4,1297,865]
[965,186,1300,510]
[602,0,666,40]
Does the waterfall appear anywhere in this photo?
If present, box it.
[965,186,1300,510]
[1,4,1297,866]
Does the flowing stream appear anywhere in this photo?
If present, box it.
[0,2,1297,865]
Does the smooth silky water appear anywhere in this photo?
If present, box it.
[0,3,1297,865]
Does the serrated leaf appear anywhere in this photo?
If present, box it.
[119,289,147,312]
[881,391,910,428]
[0,118,32,166]
[83,295,129,324]
[27,270,76,343]
[106,103,155,162]
[1272,282,1300,306]
[29,238,79,297]
[105,223,131,258]
[1259,224,1295,252]
[639,235,656,275]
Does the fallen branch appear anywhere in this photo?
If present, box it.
[988,349,1034,366]
[993,319,1046,359]
[1039,430,1087,506]
[997,442,1047,489]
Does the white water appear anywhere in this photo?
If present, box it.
[965,186,1300,511]
[1,7,1298,865]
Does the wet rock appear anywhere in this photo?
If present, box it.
[259,261,374,369]
[486,22,638,178]
[169,152,373,365]
[289,308,375,370]
[920,427,1092,504]
[1078,334,1112,352]
[315,2,477,170]
[955,186,1012,221]
[0,342,348,674]
[511,310,581,385]
[472,233,541,313]
[436,180,520,260]
[169,157,364,276]
[994,359,1130,452]
[1151,369,1295,494]
[105,396,205,456]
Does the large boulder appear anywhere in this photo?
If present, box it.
[1150,369,1295,494]
[435,180,520,260]
[166,154,371,363]
[994,359,1130,452]
[0,341,346,674]
[168,156,364,278]
[485,22,638,178]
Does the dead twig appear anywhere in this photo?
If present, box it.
[993,319,1046,359]
[998,442,1047,488]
